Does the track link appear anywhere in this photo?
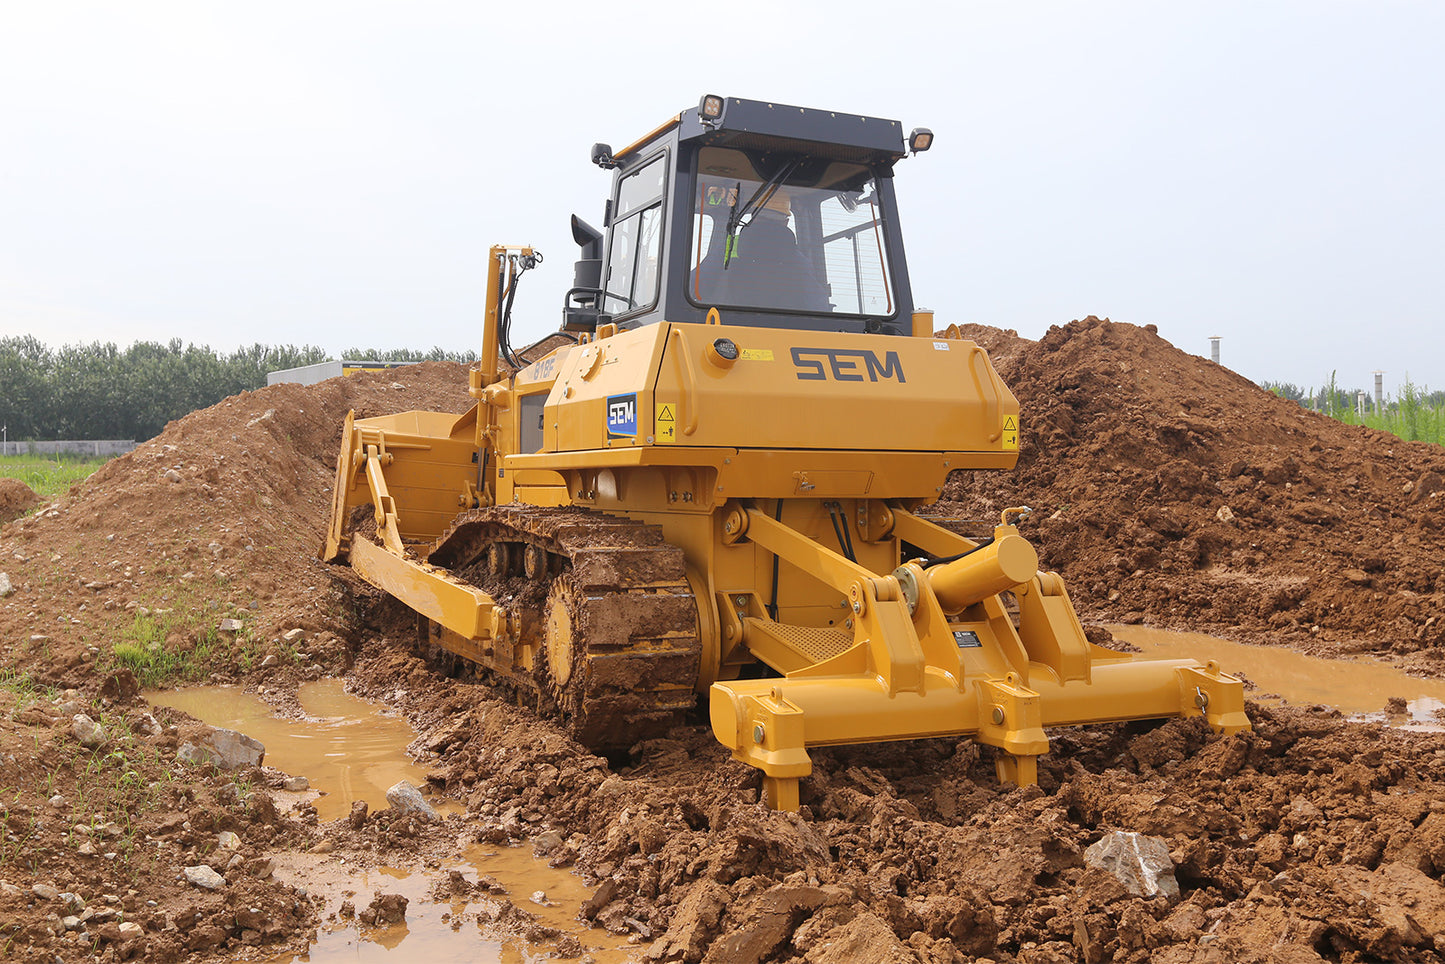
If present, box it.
[427,506,700,749]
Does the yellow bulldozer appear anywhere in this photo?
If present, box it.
[322,95,1248,809]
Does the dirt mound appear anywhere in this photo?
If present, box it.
[0,362,473,686]
[944,316,1445,662]
[0,477,41,524]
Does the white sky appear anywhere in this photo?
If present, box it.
[1,1,1441,395]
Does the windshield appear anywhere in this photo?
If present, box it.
[689,147,895,317]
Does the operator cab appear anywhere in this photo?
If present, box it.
[567,95,932,337]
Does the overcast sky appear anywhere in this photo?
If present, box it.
[1,2,1441,395]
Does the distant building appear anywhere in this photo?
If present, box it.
[266,360,413,386]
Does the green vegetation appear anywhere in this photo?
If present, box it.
[0,453,107,499]
[0,336,478,443]
[1264,373,1445,446]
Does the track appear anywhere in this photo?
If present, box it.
[427,505,701,749]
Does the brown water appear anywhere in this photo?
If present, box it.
[267,848,639,964]
[1107,625,1445,730]
[149,679,434,821]
[149,680,638,962]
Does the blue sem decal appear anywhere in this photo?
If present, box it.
[607,393,638,438]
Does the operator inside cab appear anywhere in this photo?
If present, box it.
[689,146,895,319]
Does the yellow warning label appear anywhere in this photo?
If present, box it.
[740,348,774,361]
[655,403,677,444]
[1002,415,1019,450]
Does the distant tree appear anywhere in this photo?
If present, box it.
[338,346,478,364]
[1260,381,1307,406]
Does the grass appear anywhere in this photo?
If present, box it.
[0,453,108,499]
[1334,379,1445,445]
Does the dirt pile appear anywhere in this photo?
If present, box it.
[0,478,40,524]
[0,362,473,688]
[944,317,1445,661]
[349,643,1445,964]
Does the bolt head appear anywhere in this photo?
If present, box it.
[990,706,1005,725]
[752,724,765,744]
[852,601,862,614]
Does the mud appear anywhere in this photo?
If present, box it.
[0,334,1444,963]
[150,680,434,822]
[1110,625,1445,716]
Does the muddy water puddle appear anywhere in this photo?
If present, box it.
[1108,624,1445,731]
[149,678,436,821]
[150,680,638,961]
[267,847,639,964]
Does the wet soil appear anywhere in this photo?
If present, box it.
[0,332,1443,962]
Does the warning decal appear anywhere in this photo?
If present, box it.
[740,348,774,361]
[655,403,677,444]
[1002,415,1019,450]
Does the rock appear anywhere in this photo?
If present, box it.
[281,776,308,792]
[118,921,143,938]
[61,915,83,932]
[183,865,226,890]
[132,713,163,737]
[217,831,242,850]
[0,572,12,597]
[48,794,65,808]
[260,654,279,668]
[70,714,106,749]
[204,728,265,769]
[177,743,220,767]
[163,469,182,483]
[348,800,369,830]
[1344,568,1372,586]
[583,878,621,920]
[308,840,335,854]
[386,781,438,821]
[1084,831,1180,899]
[532,830,565,856]
[360,893,408,926]
[58,892,85,913]
[283,628,305,642]
[218,618,243,633]
[1215,505,1235,523]
[30,882,60,900]
[1414,470,1445,503]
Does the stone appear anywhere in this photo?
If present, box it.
[1084,831,1180,899]
[177,743,220,767]
[204,728,265,769]
[61,915,83,932]
[348,800,369,830]
[217,831,242,850]
[0,572,12,597]
[218,618,243,633]
[386,781,438,821]
[283,628,305,642]
[70,714,106,749]
[183,865,226,890]
[118,921,143,938]
[32,882,61,900]
[48,794,65,809]
[281,776,309,792]
[58,892,85,914]
[163,469,182,483]
[131,713,163,737]
[260,654,278,668]
[532,830,565,856]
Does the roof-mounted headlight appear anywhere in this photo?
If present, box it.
[699,94,726,126]
[908,128,934,154]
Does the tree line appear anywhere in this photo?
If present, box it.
[0,337,476,442]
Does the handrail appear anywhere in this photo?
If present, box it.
[669,327,700,436]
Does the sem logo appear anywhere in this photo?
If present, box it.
[791,348,906,383]
[606,393,638,437]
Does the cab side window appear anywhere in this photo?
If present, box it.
[604,155,666,317]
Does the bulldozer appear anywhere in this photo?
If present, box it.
[322,94,1248,810]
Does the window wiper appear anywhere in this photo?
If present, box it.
[723,157,802,268]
